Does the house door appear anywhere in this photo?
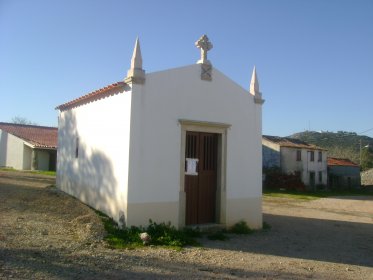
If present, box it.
[184,131,218,225]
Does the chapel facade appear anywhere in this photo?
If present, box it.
[56,35,264,229]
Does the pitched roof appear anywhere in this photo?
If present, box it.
[56,81,126,111]
[262,135,326,150]
[0,122,57,149]
[328,157,359,167]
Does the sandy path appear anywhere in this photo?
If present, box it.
[1,170,373,279]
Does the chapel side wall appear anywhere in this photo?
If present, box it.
[127,65,262,229]
[57,89,132,225]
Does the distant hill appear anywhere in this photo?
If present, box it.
[289,131,373,170]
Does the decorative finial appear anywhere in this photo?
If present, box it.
[250,66,259,94]
[131,37,143,70]
[125,37,145,84]
[195,35,213,65]
[250,66,265,105]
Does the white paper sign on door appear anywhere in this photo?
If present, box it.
[185,158,199,175]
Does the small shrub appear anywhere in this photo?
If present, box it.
[229,221,253,234]
[97,215,200,249]
[146,219,200,247]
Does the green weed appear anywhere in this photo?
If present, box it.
[229,221,253,234]
[96,213,201,249]
[0,168,56,177]
[263,188,373,200]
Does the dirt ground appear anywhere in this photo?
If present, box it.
[0,170,373,279]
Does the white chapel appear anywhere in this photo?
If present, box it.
[56,35,264,229]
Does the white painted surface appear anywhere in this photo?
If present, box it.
[23,145,32,170]
[57,88,132,223]
[127,65,262,227]
[57,64,263,228]
[0,129,29,169]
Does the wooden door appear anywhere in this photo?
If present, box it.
[185,132,218,225]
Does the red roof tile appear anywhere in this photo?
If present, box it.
[56,81,126,111]
[0,122,57,149]
[327,157,359,167]
[263,135,326,151]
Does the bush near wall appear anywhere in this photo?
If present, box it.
[263,167,306,191]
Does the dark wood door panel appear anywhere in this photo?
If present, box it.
[185,131,218,225]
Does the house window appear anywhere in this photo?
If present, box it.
[318,151,322,162]
[296,150,301,161]
[318,171,322,183]
[310,151,314,162]
[75,137,79,158]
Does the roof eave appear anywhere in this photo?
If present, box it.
[56,81,127,111]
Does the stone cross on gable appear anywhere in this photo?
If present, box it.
[195,35,213,65]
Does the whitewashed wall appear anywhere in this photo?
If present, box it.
[23,145,32,170]
[57,64,263,229]
[0,129,28,170]
[127,65,262,228]
[57,87,132,224]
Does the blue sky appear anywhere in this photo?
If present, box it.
[1,0,372,137]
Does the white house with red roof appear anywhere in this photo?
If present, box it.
[0,122,57,171]
[263,135,328,188]
[56,35,264,229]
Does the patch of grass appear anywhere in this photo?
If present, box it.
[263,190,323,200]
[30,170,56,176]
[102,217,144,249]
[95,212,201,249]
[228,221,253,234]
[95,212,273,249]
[0,167,16,172]
[207,221,262,240]
[146,220,201,247]
[263,188,373,200]
[0,168,56,177]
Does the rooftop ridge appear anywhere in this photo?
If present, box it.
[263,135,326,150]
[0,122,57,129]
[0,122,58,148]
[56,81,126,111]
[327,157,359,167]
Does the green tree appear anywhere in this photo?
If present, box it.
[361,146,373,171]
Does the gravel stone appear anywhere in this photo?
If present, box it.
[1,170,373,279]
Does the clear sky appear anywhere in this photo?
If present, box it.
[1,0,372,137]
